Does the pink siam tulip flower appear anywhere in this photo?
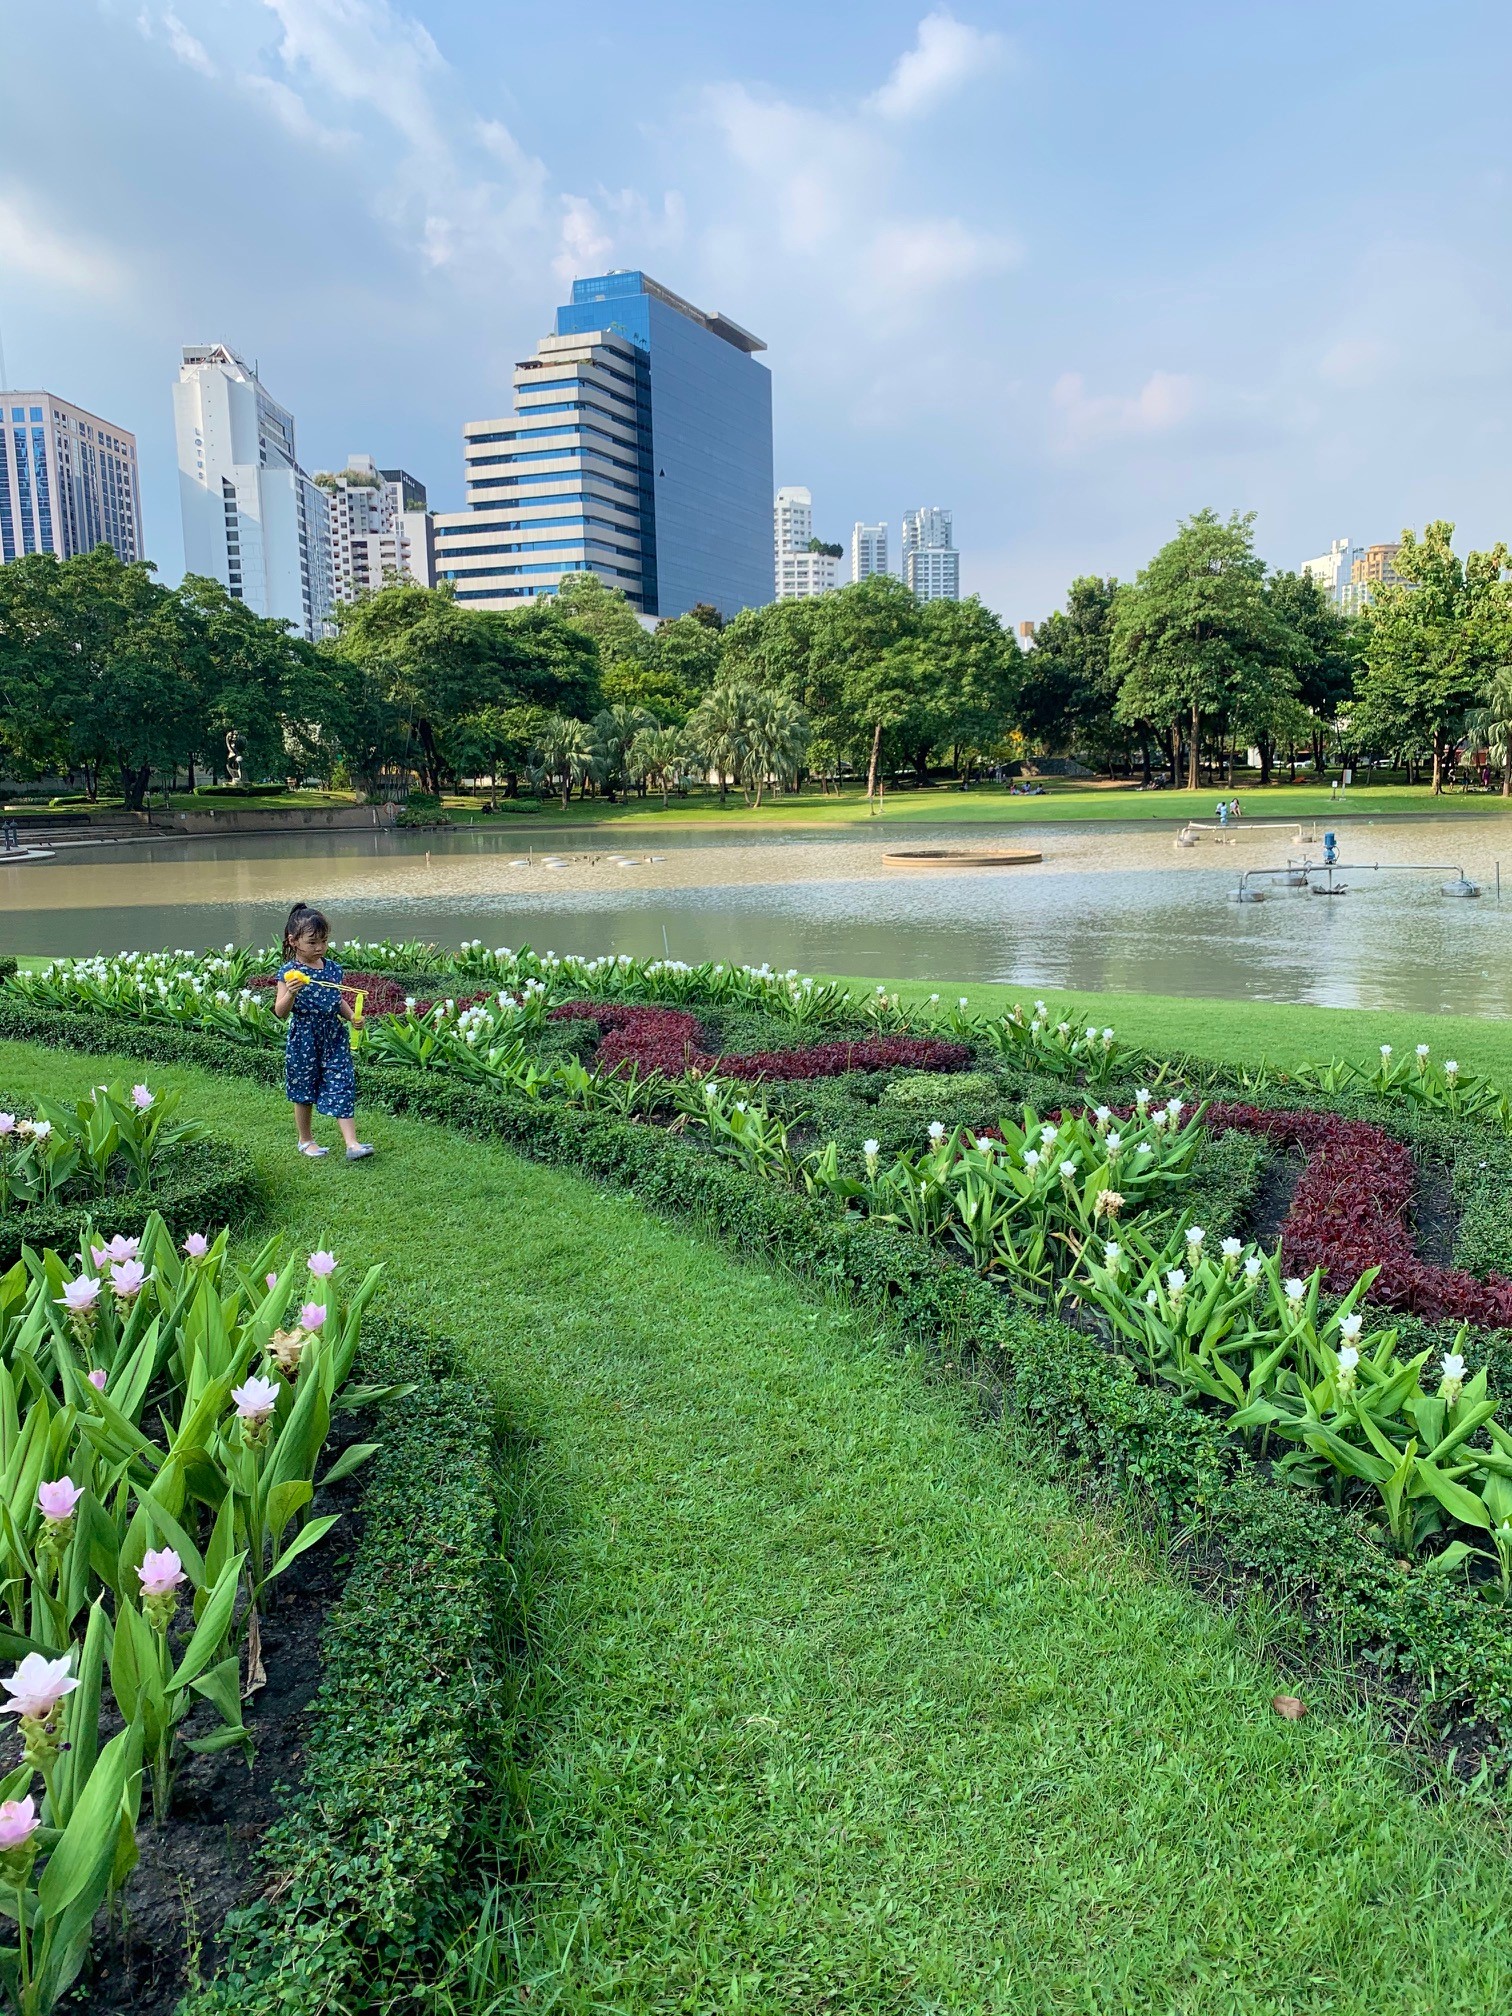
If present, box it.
[36,1479,82,1522]
[137,1548,186,1597]
[0,1114,15,1137]
[266,1272,279,1291]
[306,1250,338,1277]
[1,1653,78,1721]
[92,1234,140,1270]
[0,1797,38,1853]
[298,1301,328,1332]
[56,1275,102,1315]
[87,1368,108,1392]
[110,1258,148,1299]
[232,1375,280,1424]
[181,1232,210,1259]
[131,1084,155,1110]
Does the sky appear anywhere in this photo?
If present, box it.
[4,0,1511,621]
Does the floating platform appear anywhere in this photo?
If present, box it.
[882,847,1042,870]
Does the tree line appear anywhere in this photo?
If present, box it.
[2,511,1509,808]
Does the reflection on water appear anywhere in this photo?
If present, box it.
[3,817,1511,1014]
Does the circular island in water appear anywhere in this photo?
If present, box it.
[881,846,1043,870]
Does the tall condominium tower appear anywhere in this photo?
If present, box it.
[316,454,436,603]
[174,344,333,640]
[0,391,143,566]
[851,521,888,582]
[774,484,838,599]
[435,270,773,619]
[902,505,960,602]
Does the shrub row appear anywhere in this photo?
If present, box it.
[182,1317,506,2015]
[10,994,1512,1742]
[0,1135,261,1269]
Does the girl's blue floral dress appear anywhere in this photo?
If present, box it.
[282,957,356,1119]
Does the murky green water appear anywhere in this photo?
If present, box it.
[3,817,1511,1013]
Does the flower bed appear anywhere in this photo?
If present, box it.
[546,1001,972,1083]
[1210,1102,1512,1328]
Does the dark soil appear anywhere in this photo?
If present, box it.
[69,1444,370,2015]
[1245,1147,1305,1249]
[1414,1158,1462,1269]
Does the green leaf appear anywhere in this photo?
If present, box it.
[318,1442,378,1490]
[168,1555,244,1694]
[1414,1457,1492,1531]
[267,1512,340,1582]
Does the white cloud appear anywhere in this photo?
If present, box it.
[0,190,126,298]
[1318,335,1389,388]
[238,73,352,151]
[554,196,615,290]
[1050,369,1197,449]
[136,6,217,77]
[867,9,1009,121]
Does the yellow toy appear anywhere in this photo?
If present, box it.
[280,969,366,1023]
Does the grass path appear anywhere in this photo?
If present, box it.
[5,1037,1512,2011]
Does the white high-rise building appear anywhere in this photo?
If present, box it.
[0,391,143,566]
[902,505,959,602]
[773,484,838,599]
[174,344,333,639]
[851,521,888,582]
[317,454,436,602]
[1301,537,1351,604]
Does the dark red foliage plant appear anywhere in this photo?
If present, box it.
[1208,1102,1512,1328]
[546,1003,971,1085]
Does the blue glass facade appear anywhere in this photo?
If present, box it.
[555,272,772,621]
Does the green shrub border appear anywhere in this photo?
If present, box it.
[182,1315,508,2014]
[7,995,1512,1748]
[0,1136,261,1271]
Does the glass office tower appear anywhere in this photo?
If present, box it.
[436,271,773,621]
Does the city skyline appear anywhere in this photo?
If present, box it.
[5,3,1511,619]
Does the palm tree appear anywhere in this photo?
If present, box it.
[686,682,755,803]
[530,713,598,810]
[1463,667,1512,797]
[741,691,811,808]
[592,704,657,800]
[628,726,688,809]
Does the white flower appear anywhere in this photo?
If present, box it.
[1243,1255,1263,1280]
[1059,1159,1077,1179]
[1441,1351,1467,1392]
[1337,1345,1360,1372]
[1166,1098,1184,1118]
[1023,1148,1042,1170]
[1380,1044,1392,1059]
[1106,1132,1122,1153]
[1135,1088,1151,1108]
[1338,1312,1363,1341]
[1085,1025,1097,1039]
[1283,1277,1306,1303]
[1166,1268,1187,1296]
[1185,1226,1204,1249]
[1446,1060,1460,1078]
[927,1120,946,1142]
[1137,1142,1153,1157]
[1102,1027,1115,1042]
[1416,1044,1430,1059]
[1094,1106,1111,1125]
[862,1138,880,1158]
[1221,1237,1242,1259]
[1145,1288,1159,1307]
[1040,1123,1059,1145]
[1103,1241,1122,1265]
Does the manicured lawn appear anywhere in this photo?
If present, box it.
[4,1035,1512,2011]
[829,978,1512,1083]
[446,778,1512,832]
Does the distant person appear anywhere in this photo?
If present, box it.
[1216,800,1229,827]
[273,902,374,1162]
[1229,798,1241,820]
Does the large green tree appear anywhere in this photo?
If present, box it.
[1111,509,1294,789]
[1262,569,1358,780]
[1019,577,1123,764]
[1353,522,1512,792]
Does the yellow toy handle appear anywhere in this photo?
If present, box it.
[351,990,366,1026]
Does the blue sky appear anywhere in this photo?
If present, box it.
[5,1,1511,618]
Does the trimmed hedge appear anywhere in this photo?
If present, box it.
[0,1137,261,1270]
[9,993,1512,1745]
[182,1317,506,2014]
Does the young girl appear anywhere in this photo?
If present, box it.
[273,903,374,1161]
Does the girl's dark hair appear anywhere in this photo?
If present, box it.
[282,903,330,960]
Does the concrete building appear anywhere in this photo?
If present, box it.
[902,505,960,602]
[0,391,143,565]
[1340,541,1402,614]
[174,344,333,640]
[317,454,435,602]
[851,520,888,582]
[1301,536,1352,603]
[774,484,839,599]
[435,270,772,619]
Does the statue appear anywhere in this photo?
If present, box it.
[225,729,247,787]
